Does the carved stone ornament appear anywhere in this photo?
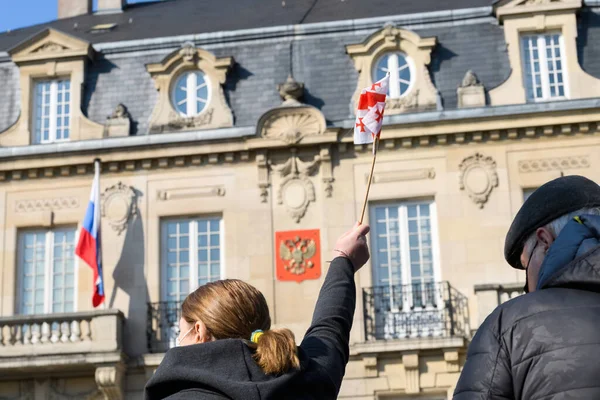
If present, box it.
[95,365,124,400]
[179,41,197,63]
[150,109,214,134]
[272,150,320,223]
[459,153,499,208]
[257,89,327,145]
[261,110,324,145]
[461,70,481,87]
[524,0,556,4]
[104,103,131,138]
[101,182,138,235]
[386,90,419,111]
[15,197,79,213]
[278,75,305,105]
[458,70,486,108]
[346,25,439,116]
[146,43,234,133]
[518,155,590,173]
[33,42,67,53]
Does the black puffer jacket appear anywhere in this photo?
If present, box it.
[454,215,600,399]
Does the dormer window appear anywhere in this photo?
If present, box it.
[346,26,438,115]
[521,33,567,102]
[171,71,210,117]
[33,79,71,144]
[373,52,414,99]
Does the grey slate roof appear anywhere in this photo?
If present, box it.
[2,2,600,138]
[85,54,159,135]
[0,0,493,52]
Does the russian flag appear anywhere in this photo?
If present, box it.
[75,160,105,308]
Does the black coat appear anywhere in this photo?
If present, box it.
[144,257,356,400]
[454,217,600,399]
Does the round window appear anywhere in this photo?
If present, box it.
[171,71,210,117]
[373,52,413,98]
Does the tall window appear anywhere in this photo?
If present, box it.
[373,52,413,98]
[161,217,222,302]
[171,71,210,117]
[18,228,77,315]
[522,33,567,101]
[370,202,439,307]
[33,79,71,144]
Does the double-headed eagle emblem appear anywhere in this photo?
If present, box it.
[279,236,317,275]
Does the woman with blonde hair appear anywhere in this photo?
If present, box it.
[145,223,371,399]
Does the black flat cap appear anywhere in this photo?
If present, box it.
[504,175,600,269]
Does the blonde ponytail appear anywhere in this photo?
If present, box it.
[182,280,300,375]
[253,328,300,375]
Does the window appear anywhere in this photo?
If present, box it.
[161,217,223,302]
[171,71,210,117]
[370,201,442,338]
[371,202,438,294]
[17,228,77,315]
[373,52,413,98]
[33,79,71,144]
[522,33,567,101]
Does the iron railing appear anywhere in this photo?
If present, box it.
[147,301,181,353]
[362,282,469,341]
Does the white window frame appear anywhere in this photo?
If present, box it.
[160,216,225,302]
[372,52,415,99]
[370,200,442,312]
[521,32,569,102]
[171,71,211,117]
[16,227,79,315]
[33,79,72,144]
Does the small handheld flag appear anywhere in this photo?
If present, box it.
[75,159,105,308]
[354,73,390,224]
[354,73,390,147]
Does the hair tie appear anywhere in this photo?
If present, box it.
[250,330,264,343]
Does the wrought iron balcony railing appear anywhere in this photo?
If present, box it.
[147,301,181,353]
[362,282,470,341]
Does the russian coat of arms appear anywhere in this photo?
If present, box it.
[275,229,321,282]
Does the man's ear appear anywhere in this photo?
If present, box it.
[536,227,555,250]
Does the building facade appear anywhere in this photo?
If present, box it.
[1,0,600,398]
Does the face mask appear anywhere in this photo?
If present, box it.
[176,326,195,347]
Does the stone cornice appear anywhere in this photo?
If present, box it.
[0,99,599,182]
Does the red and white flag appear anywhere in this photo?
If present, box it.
[354,73,390,146]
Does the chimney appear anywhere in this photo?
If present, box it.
[58,0,93,19]
[97,0,126,14]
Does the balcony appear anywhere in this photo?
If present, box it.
[0,309,124,375]
[362,282,470,342]
[147,301,181,353]
[474,283,524,326]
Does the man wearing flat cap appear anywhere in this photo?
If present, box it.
[454,175,600,399]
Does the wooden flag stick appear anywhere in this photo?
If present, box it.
[359,136,380,225]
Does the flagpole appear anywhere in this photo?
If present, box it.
[359,136,379,225]
[93,158,107,311]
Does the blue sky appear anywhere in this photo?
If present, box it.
[0,0,157,33]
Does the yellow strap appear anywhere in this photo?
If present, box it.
[574,216,584,224]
